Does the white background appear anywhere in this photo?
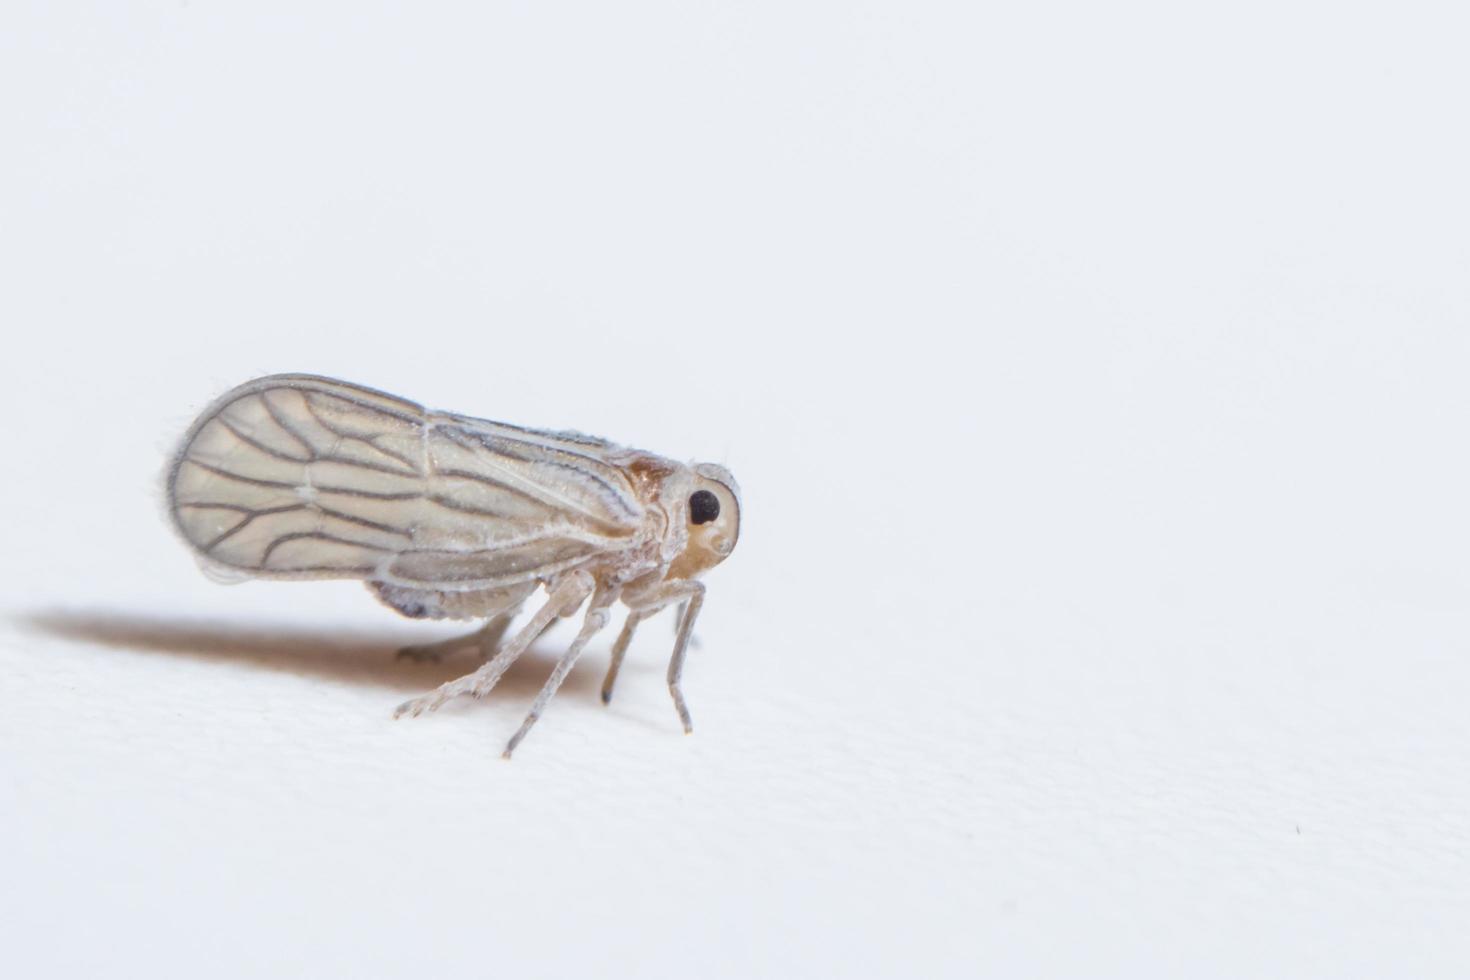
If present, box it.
[2,2,1468,977]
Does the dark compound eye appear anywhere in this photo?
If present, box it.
[688,489,720,525]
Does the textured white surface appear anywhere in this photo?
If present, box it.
[3,3,1469,977]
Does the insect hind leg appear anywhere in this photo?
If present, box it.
[375,581,534,663]
[395,612,515,664]
[393,572,594,721]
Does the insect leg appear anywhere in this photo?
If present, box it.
[666,585,705,734]
[521,613,562,651]
[393,572,594,719]
[600,610,644,705]
[503,588,618,758]
[672,600,702,649]
[474,611,519,659]
[396,611,515,664]
[622,581,706,732]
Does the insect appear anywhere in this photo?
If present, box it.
[166,374,741,757]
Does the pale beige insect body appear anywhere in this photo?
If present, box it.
[167,374,741,756]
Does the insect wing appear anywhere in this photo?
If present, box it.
[169,375,644,589]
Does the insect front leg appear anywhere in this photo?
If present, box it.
[622,580,707,734]
[666,586,705,734]
[393,572,594,720]
[503,584,619,759]
[673,600,702,650]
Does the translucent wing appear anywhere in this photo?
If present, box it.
[168,375,647,590]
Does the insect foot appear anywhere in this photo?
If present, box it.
[393,680,466,718]
[392,695,434,719]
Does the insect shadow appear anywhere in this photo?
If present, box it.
[21,609,638,703]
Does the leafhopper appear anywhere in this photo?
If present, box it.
[167,375,741,757]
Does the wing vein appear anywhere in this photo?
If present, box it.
[259,392,319,459]
[302,394,422,474]
[217,416,311,464]
[205,504,308,551]
[184,460,422,501]
[260,531,395,566]
[436,465,616,526]
[300,386,423,424]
